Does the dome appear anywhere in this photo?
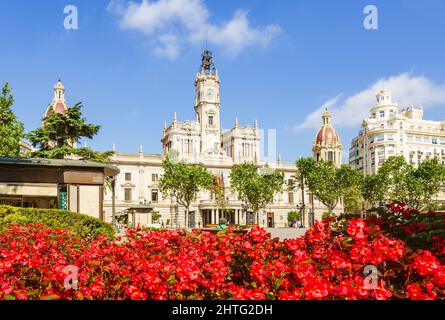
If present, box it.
[44,101,67,118]
[43,80,68,118]
[313,110,341,146]
[315,126,340,145]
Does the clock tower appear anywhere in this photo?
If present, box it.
[194,50,222,155]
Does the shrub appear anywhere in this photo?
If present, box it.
[288,210,302,222]
[0,205,114,239]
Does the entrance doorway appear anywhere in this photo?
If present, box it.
[267,212,274,228]
[246,212,255,225]
[188,211,196,228]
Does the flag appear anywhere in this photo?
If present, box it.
[220,172,225,189]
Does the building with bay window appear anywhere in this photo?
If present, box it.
[349,89,445,175]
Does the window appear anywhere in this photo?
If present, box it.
[287,179,294,188]
[399,122,403,129]
[124,188,132,201]
[152,174,158,182]
[388,134,394,141]
[379,111,385,118]
[182,139,192,154]
[125,173,131,181]
[242,143,252,157]
[432,138,438,145]
[208,115,214,126]
[151,189,158,202]
[288,192,294,204]
[327,151,334,161]
[372,113,376,119]
[376,135,384,142]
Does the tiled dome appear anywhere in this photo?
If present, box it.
[314,110,340,146]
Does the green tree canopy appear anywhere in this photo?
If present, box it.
[230,163,284,215]
[26,102,112,162]
[159,157,214,227]
[412,158,445,208]
[0,83,24,157]
[296,157,362,212]
[362,156,445,210]
[361,173,388,206]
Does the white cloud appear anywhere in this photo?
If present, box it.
[295,73,445,130]
[108,0,280,59]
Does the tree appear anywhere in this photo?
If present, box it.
[159,157,213,228]
[378,156,412,204]
[362,156,445,210]
[0,83,24,157]
[295,157,317,226]
[287,210,302,224]
[402,158,445,210]
[296,158,362,213]
[26,102,112,162]
[337,165,363,213]
[230,163,284,224]
[361,173,388,208]
[343,186,362,213]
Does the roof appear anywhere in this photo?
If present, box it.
[315,126,340,145]
[0,157,119,176]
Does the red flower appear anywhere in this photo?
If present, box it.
[412,250,440,276]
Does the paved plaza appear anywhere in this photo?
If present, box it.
[266,228,308,240]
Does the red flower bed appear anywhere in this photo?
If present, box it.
[0,206,444,300]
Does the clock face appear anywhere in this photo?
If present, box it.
[206,88,214,98]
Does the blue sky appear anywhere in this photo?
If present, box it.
[1,0,445,163]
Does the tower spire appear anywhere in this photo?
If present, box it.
[200,49,216,75]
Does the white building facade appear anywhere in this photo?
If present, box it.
[103,51,337,228]
[349,89,445,202]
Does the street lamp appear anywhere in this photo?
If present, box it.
[296,201,305,228]
[241,201,249,225]
[110,176,117,228]
[307,191,315,227]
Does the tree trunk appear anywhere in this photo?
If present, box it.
[185,207,189,229]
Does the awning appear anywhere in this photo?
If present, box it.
[0,183,58,197]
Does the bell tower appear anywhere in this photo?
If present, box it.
[194,50,222,155]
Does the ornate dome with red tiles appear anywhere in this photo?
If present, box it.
[43,80,68,118]
[44,101,67,118]
[314,110,340,146]
[315,125,340,145]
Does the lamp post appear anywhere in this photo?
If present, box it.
[110,176,117,228]
[296,201,306,228]
[241,201,248,226]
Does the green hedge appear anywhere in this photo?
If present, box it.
[0,205,114,239]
